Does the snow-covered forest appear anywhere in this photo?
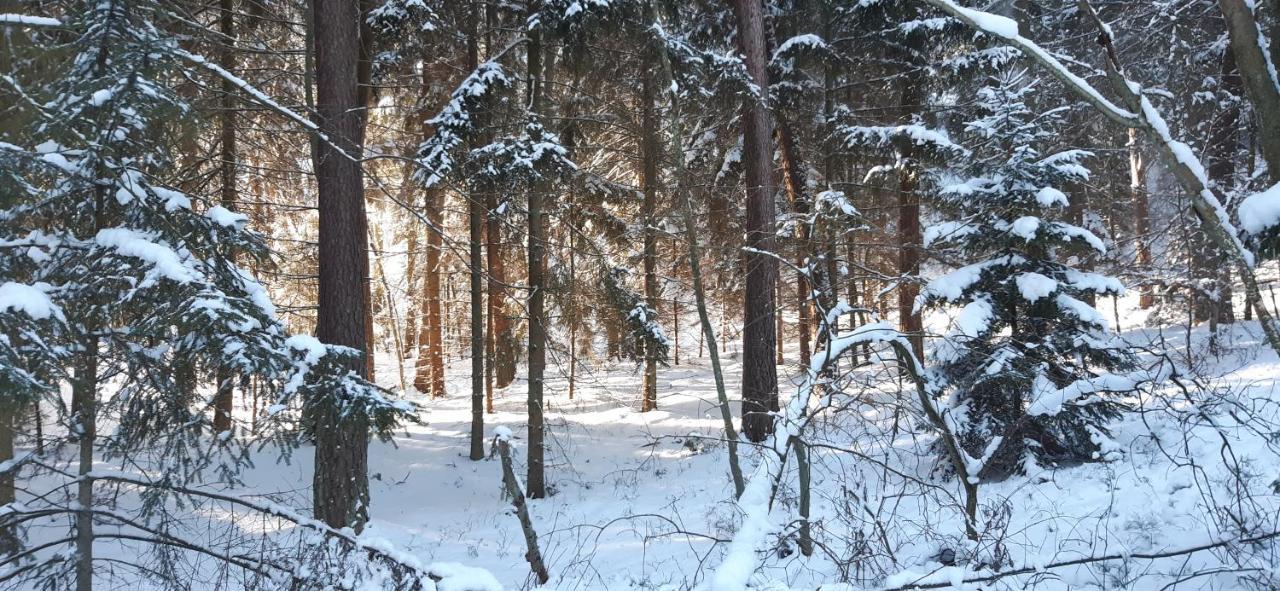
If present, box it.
[5,0,1280,589]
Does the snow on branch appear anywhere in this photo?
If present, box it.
[708,322,936,591]
[417,62,512,187]
[0,14,61,27]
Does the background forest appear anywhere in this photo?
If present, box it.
[4,0,1280,589]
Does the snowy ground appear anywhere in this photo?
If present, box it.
[319,295,1280,590]
[21,293,1280,590]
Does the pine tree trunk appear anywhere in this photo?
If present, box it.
[897,74,925,360]
[213,0,237,434]
[776,122,812,366]
[1130,129,1154,309]
[1219,0,1280,180]
[732,0,780,443]
[0,400,14,557]
[415,187,445,397]
[525,10,548,498]
[402,217,419,358]
[73,337,98,591]
[466,0,485,461]
[640,69,659,413]
[312,0,371,532]
[1205,48,1240,326]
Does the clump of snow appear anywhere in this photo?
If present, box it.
[1016,272,1057,302]
[427,562,502,591]
[0,13,60,26]
[206,205,249,229]
[1035,186,1068,207]
[0,281,61,320]
[1010,216,1040,241]
[1238,182,1280,235]
[94,228,198,283]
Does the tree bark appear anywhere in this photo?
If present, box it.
[212,0,237,434]
[525,6,548,498]
[1219,0,1280,180]
[897,74,925,360]
[467,0,486,461]
[640,66,660,413]
[73,337,98,591]
[1203,47,1241,326]
[776,122,812,366]
[1130,129,1154,309]
[312,0,371,532]
[731,0,780,443]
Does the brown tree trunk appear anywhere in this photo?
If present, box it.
[640,67,659,413]
[1204,48,1240,326]
[1219,0,1280,180]
[897,75,925,360]
[73,338,98,591]
[1130,129,1154,309]
[776,123,812,366]
[526,8,548,498]
[401,214,419,357]
[312,0,371,532]
[213,0,238,434]
[732,0,780,443]
[466,0,485,461]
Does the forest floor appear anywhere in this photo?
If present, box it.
[278,294,1280,591]
[41,294,1280,591]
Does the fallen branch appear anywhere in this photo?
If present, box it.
[492,428,551,585]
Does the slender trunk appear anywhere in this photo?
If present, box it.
[775,278,785,366]
[640,68,660,413]
[776,123,812,366]
[373,225,408,392]
[401,182,420,358]
[212,0,238,433]
[0,400,15,557]
[1219,0,1280,179]
[672,298,680,365]
[732,0,780,443]
[73,337,98,591]
[1205,47,1240,326]
[312,0,370,532]
[525,9,548,499]
[897,74,924,359]
[1130,129,1154,309]
[467,0,486,461]
[568,244,577,400]
[654,16,745,496]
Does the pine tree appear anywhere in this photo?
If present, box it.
[919,73,1133,479]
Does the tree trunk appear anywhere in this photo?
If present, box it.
[776,122,812,366]
[73,337,98,591]
[312,0,370,532]
[213,0,237,434]
[467,0,486,461]
[1219,0,1280,180]
[897,74,925,359]
[1204,47,1241,326]
[525,9,548,498]
[1130,129,1154,309]
[640,67,660,413]
[732,0,780,443]
[0,400,14,557]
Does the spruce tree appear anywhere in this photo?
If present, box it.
[919,73,1132,479]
